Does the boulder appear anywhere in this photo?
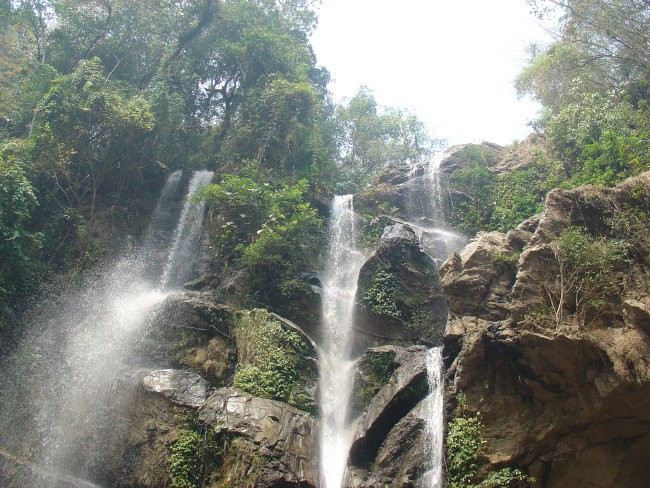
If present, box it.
[355,223,448,348]
[349,345,429,468]
[199,387,318,487]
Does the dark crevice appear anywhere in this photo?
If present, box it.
[349,372,428,468]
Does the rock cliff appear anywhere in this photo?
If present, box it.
[441,172,650,487]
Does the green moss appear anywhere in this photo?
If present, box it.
[352,350,397,412]
[232,309,313,409]
[169,414,224,488]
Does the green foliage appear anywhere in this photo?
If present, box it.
[0,149,40,328]
[233,310,311,407]
[448,150,560,234]
[353,350,397,412]
[545,93,649,185]
[361,268,402,320]
[447,395,534,488]
[334,86,439,192]
[549,226,629,326]
[199,170,323,311]
[169,414,224,488]
[170,430,204,488]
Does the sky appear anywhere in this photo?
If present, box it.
[311,0,554,147]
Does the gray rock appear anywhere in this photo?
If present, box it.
[199,387,318,487]
[349,346,428,468]
[140,369,209,408]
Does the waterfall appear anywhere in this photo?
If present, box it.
[0,170,212,486]
[319,195,367,488]
[405,151,465,266]
[160,170,214,289]
[423,347,445,488]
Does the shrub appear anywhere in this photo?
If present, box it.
[549,227,629,326]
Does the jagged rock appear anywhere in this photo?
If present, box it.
[624,298,650,332]
[356,400,429,488]
[198,387,318,487]
[439,229,525,321]
[349,345,428,468]
[442,173,650,488]
[355,223,448,348]
[140,369,209,408]
[511,171,650,322]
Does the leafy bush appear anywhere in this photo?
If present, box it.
[448,152,562,234]
[546,93,650,186]
[446,395,534,488]
[199,170,323,311]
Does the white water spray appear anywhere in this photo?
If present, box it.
[0,170,212,486]
[319,195,367,488]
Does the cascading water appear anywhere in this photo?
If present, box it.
[160,170,214,289]
[423,347,445,488]
[404,153,459,487]
[0,169,212,486]
[319,195,367,488]
[405,151,465,266]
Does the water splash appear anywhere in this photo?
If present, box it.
[422,347,445,488]
[0,170,212,486]
[319,195,367,488]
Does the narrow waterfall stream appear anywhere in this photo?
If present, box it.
[424,347,445,488]
[0,169,212,486]
[319,195,367,488]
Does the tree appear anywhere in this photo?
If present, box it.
[335,86,437,190]
[518,0,650,108]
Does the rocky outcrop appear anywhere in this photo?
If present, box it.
[355,223,448,348]
[140,369,209,408]
[349,345,428,469]
[135,291,236,384]
[355,400,429,488]
[442,172,650,488]
[199,387,318,487]
[440,215,539,321]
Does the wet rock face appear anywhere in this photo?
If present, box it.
[349,345,428,469]
[199,388,318,488]
[355,223,448,348]
[442,172,650,488]
[135,291,236,385]
[140,369,209,408]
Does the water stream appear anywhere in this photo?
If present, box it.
[423,347,445,488]
[0,169,212,486]
[319,195,367,488]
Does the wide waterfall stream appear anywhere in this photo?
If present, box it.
[0,169,212,487]
[319,195,366,488]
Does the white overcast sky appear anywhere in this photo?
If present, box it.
[311,0,554,146]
